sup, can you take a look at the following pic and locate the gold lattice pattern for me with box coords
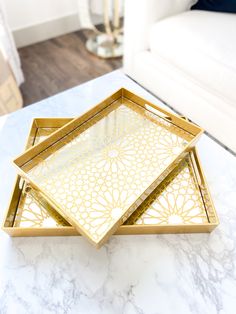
[14,188,69,227]
[14,127,70,228]
[13,155,209,228]
[27,103,191,242]
[125,156,208,225]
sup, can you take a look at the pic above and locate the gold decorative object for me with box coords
[78,0,123,58]
[11,89,205,248]
[2,118,218,238]
[125,152,215,226]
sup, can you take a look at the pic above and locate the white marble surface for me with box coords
[0,70,236,314]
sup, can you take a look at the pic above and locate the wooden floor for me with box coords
[19,30,122,106]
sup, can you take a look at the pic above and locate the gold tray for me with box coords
[3,118,218,237]
[13,89,203,247]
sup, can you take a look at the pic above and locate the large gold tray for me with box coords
[3,118,218,237]
[13,89,203,247]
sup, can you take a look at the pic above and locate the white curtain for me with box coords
[0,0,24,85]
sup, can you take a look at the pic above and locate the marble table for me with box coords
[0,70,236,314]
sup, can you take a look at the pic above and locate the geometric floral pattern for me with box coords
[125,156,208,225]
[14,189,69,228]
[26,102,193,243]
[14,128,70,228]
[14,153,209,229]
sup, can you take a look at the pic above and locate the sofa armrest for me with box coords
[123,0,196,73]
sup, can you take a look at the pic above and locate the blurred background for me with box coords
[0,0,123,114]
[1,0,236,153]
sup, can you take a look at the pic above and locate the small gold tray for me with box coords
[3,118,218,237]
[13,89,203,247]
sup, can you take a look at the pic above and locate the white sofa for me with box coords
[123,0,236,153]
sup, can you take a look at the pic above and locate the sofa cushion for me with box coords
[191,0,236,13]
[149,10,236,105]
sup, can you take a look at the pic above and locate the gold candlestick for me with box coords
[86,0,123,58]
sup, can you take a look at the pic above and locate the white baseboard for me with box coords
[13,13,101,48]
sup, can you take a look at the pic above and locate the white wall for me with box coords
[3,0,79,31]
[2,0,81,47]
[2,0,122,48]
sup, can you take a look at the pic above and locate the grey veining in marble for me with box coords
[0,70,236,314]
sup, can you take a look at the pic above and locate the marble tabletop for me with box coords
[0,70,236,314]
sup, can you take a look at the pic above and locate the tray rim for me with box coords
[2,117,218,237]
[12,89,204,247]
